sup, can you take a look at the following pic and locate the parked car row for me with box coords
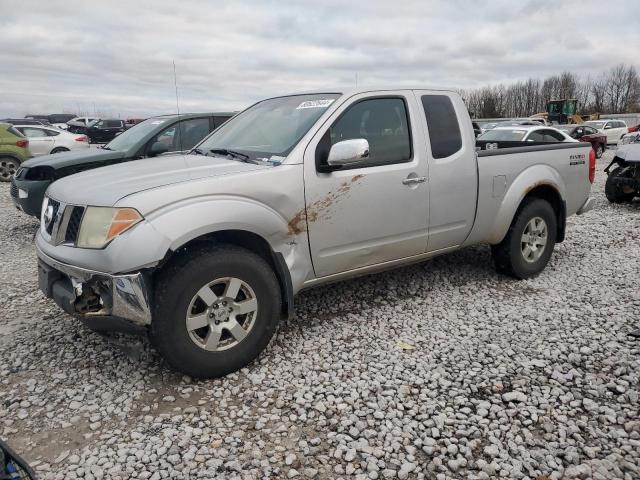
[10,112,233,215]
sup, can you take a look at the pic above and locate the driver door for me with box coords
[303,92,429,278]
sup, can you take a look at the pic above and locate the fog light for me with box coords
[18,188,28,199]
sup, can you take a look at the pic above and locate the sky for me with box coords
[1,0,638,118]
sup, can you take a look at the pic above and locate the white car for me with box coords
[584,119,628,145]
[478,125,578,144]
[620,131,640,145]
[66,116,98,133]
[13,125,89,156]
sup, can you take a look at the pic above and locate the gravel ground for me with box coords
[1,151,639,480]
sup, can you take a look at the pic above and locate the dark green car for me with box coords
[0,122,32,182]
[11,112,233,217]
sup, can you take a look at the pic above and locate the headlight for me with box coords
[77,207,143,249]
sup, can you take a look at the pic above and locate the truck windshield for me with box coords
[105,118,170,152]
[478,129,527,141]
[195,94,340,160]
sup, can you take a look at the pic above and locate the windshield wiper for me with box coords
[209,148,250,162]
[101,145,112,150]
[190,148,206,155]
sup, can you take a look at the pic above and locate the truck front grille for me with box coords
[10,181,18,198]
[64,206,85,244]
[44,199,61,236]
[42,198,85,246]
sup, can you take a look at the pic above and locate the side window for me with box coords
[526,131,545,142]
[179,118,211,150]
[45,129,60,137]
[420,95,462,159]
[152,124,179,152]
[326,97,411,167]
[22,127,46,138]
[105,120,121,128]
[544,130,565,142]
[214,116,230,129]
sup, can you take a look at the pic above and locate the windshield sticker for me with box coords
[296,99,335,109]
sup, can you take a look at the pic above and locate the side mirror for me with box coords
[149,141,169,157]
[604,125,612,130]
[327,139,369,168]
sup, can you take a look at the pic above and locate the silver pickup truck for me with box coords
[36,88,595,377]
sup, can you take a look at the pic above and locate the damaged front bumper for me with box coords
[36,245,152,329]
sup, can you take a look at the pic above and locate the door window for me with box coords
[325,97,411,168]
[152,124,180,152]
[420,95,462,159]
[526,131,545,142]
[542,130,565,142]
[214,116,230,128]
[21,127,47,138]
[179,118,211,150]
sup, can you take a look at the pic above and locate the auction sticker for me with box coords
[296,99,335,109]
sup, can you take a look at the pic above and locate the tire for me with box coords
[605,166,636,203]
[491,198,557,279]
[595,144,604,159]
[0,157,20,182]
[51,147,69,154]
[151,244,281,378]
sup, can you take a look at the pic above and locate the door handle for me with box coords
[402,176,426,185]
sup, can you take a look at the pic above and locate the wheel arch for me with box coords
[488,165,566,245]
[154,229,294,320]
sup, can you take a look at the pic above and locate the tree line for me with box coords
[460,64,640,119]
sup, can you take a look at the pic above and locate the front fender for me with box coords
[487,164,566,244]
[146,195,314,292]
[146,195,293,251]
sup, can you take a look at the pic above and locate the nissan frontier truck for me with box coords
[35,88,595,378]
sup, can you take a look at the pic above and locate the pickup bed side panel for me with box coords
[465,144,592,246]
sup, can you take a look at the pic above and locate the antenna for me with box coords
[355,72,358,88]
[173,60,184,153]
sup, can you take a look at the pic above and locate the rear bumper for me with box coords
[37,245,152,329]
[577,196,595,215]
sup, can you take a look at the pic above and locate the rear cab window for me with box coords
[420,95,462,159]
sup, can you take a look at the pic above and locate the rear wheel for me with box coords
[605,166,636,203]
[151,244,281,378]
[51,147,69,154]
[491,198,557,279]
[0,157,19,182]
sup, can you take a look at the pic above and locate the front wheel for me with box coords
[0,157,19,182]
[605,166,636,203]
[151,244,281,378]
[491,198,557,279]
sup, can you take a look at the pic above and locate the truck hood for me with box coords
[20,148,125,169]
[47,154,269,206]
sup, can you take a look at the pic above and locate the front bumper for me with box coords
[10,177,51,218]
[37,245,152,329]
[576,196,595,215]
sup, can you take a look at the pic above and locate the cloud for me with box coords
[0,0,638,118]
